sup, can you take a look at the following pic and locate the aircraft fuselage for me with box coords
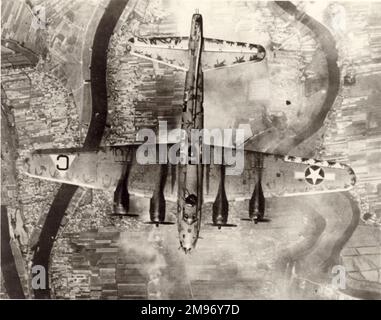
[177,14,204,252]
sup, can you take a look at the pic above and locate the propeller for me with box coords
[178,246,192,254]
[240,217,271,224]
[144,221,175,227]
[206,223,237,230]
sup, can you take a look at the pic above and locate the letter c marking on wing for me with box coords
[56,155,69,171]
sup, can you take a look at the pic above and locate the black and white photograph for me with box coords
[1,0,380,303]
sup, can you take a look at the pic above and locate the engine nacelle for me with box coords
[149,191,166,223]
[113,177,129,215]
[249,181,265,221]
[212,182,229,228]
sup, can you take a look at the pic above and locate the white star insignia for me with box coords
[305,166,325,185]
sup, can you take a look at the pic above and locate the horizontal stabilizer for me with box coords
[127,36,189,71]
[127,36,266,72]
[202,37,266,71]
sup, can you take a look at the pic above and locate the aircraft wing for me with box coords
[23,146,137,189]
[22,146,180,201]
[24,146,355,204]
[203,149,356,202]
[127,36,266,72]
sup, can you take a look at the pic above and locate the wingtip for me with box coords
[344,163,357,187]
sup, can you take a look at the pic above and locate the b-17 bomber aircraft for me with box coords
[23,14,356,253]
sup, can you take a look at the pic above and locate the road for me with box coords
[32,0,129,299]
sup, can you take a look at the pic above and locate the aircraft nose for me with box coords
[179,240,193,254]
[192,13,202,21]
[182,247,192,254]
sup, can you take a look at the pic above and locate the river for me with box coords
[274,1,340,154]
[32,0,129,299]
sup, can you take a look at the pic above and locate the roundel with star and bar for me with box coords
[304,165,325,185]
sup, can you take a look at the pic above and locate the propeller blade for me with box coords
[206,223,237,228]
[240,218,271,223]
[144,221,175,225]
